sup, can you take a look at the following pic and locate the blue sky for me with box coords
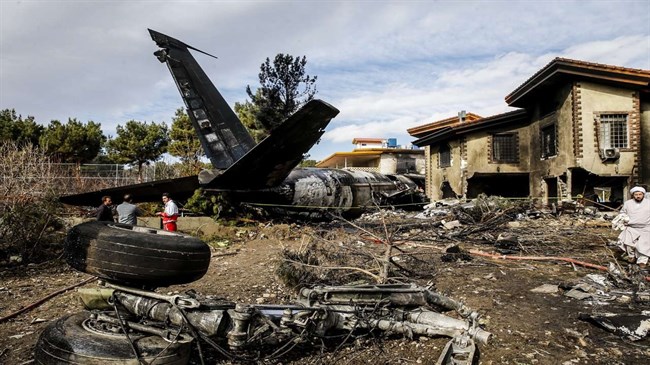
[1,0,649,162]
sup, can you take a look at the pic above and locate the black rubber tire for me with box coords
[34,312,191,364]
[65,221,211,287]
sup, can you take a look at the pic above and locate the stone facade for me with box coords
[409,58,650,204]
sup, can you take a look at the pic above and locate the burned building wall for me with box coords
[640,100,650,186]
[527,83,574,201]
[426,139,464,201]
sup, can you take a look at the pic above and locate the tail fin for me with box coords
[149,29,255,169]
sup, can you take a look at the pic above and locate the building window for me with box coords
[599,114,628,149]
[541,124,557,158]
[491,133,518,163]
[439,144,451,167]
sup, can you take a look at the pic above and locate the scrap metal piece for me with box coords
[112,292,227,337]
[436,335,478,365]
[579,312,650,341]
[101,281,201,309]
[91,312,194,343]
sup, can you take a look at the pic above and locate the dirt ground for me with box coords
[1,213,649,365]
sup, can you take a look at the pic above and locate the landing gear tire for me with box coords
[34,312,191,364]
[65,221,211,287]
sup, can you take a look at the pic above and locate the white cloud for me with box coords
[1,0,648,162]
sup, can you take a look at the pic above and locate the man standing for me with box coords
[95,196,114,222]
[617,186,650,268]
[116,194,142,225]
[156,192,179,231]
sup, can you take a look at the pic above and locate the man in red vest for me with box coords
[156,192,179,231]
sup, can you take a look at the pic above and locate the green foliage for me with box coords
[0,109,44,146]
[168,108,204,175]
[299,159,318,167]
[106,120,169,182]
[184,188,235,218]
[245,54,317,132]
[234,93,267,143]
[39,118,105,163]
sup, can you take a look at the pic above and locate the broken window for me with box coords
[491,133,518,163]
[438,144,451,167]
[541,123,557,158]
[599,114,628,149]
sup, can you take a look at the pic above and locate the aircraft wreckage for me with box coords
[35,220,492,364]
[60,29,426,218]
[37,31,491,364]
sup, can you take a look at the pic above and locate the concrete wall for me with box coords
[641,100,650,186]
[574,82,637,178]
[379,153,425,174]
[64,216,225,236]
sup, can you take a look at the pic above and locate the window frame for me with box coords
[438,144,451,168]
[490,132,518,163]
[540,123,557,159]
[597,113,629,150]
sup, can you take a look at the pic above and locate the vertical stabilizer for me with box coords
[148,29,255,169]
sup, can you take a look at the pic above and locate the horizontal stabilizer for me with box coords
[59,175,200,206]
[207,99,339,190]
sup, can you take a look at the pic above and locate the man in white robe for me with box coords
[617,186,650,268]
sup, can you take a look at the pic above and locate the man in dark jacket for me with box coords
[96,196,114,222]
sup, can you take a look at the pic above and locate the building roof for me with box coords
[506,57,650,107]
[407,112,483,138]
[316,148,423,168]
[412,109,528,147]
[352,138,384,144]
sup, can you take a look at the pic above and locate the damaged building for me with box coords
[408,58,650,205]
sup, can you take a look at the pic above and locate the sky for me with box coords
[1,0,649,162]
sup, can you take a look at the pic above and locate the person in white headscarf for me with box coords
[616,186,650,268]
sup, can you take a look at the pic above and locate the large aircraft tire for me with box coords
[65,221,211,287]
[34,312,191,364]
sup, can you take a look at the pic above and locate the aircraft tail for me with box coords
[149,29,255,169]
[205,99,339,190]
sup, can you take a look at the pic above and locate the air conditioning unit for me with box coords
[599,147,620,161]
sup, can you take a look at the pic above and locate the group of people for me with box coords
[94,193,180,232]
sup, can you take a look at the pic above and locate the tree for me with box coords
[0,109,44,146]
[106,120,169,182]
[299,159,318,167]
[234,91,267,143]
[245,54,317,135]
[168,108,204,175]
[39,118,105,164]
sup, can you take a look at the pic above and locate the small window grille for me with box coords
[439,144,451,167]
[541,124,557,158]
[492,133,517,162]
[600,114,628,149]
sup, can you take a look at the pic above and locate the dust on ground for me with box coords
[1,213,649,365]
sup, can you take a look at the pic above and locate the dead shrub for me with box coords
[0,142,67,264]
